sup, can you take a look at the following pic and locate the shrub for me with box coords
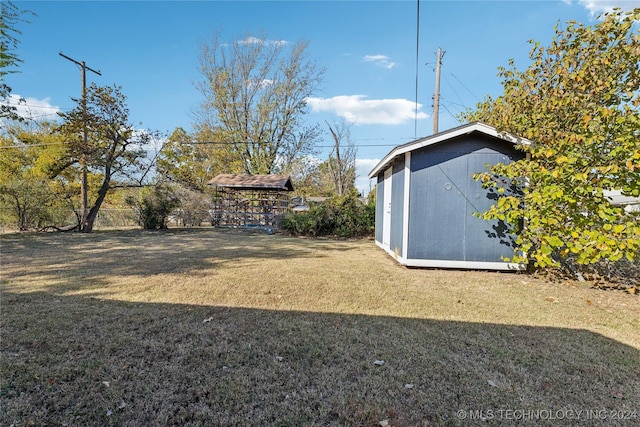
[281,190,374,238]
[126,185,180,230]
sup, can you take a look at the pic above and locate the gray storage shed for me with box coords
[368,122,528,270]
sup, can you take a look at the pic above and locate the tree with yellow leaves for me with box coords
[463,8,640,269]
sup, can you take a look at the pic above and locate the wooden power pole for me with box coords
[433,47,443,134]
[59,52,101,231]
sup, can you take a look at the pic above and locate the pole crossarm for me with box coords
[59,52,102,76]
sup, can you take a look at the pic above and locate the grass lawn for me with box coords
[1,228,639,426]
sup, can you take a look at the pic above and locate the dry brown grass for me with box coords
[1,228,639,426]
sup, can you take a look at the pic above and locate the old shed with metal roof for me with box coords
[207,174,293,228]
[368,122,528,270]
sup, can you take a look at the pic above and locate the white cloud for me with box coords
[239,36,288,47]
[241,36,263,45]
[307,95,428,126]
[571,0,640,16]
[1,94,60,122]
[364,54,396,69]
[356,158,380,174]
[355,158,380,196]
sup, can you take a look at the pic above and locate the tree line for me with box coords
[1,3,358,232]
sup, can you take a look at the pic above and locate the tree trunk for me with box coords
[80,177,111,233]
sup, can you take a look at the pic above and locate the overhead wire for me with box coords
[443,74,467,109]
[0,138,412,150]
[1,103,66,111]
[414,0,420,139]
[440,104,462,125]
[433,62,483,126]
[0,100,73,111]
[439,97,470,110]
[449,72,481,102]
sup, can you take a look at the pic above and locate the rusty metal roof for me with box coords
[207,174,294,191]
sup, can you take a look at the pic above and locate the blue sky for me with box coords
[7,0,640,194]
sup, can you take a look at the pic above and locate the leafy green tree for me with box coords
[195,32,324,174]
[288,158,356,199]
[157,126,244,224]
[0,122,74,230]
[463,8,640,269]
[56,84,154,232]
[157,126,242,191]
[1,0,33,121]
[286,156,333,197]
[0,134,50,230]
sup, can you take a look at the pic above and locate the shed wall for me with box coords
[407,135,524,263]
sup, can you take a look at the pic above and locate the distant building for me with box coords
[207,174,293,228]
[290,196,330,213]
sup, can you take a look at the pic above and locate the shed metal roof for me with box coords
[207,174,294,191]
[368,122,530,178]
[604,190,640,206]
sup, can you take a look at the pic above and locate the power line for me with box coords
[414,0,420,139]
[449,72,481,102]
[183,142,402,148]
[0,102,66,111]
[439,96,470,110]
[440,104,462,125]
[0,143,67,149]
[443,74,467,109]
[0,113,58,122]
[0,140,405,150]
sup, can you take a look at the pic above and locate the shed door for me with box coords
[382,167,392,247]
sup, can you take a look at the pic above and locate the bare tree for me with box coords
[326,120,356,196]
[195,33,324,174]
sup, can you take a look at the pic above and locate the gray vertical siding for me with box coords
[409,149,465,260]
[407,135,524,262]
[390,159,405,257]
[375,173,384,243]
[464,151,518,261]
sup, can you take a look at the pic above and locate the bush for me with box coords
[281,190,374,238]
[126,185,180,230]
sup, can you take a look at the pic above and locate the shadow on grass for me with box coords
[0,228,361,294]
[1,289,638,426]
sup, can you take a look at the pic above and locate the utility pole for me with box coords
[433,47,444,134]
[59,52,101,231]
